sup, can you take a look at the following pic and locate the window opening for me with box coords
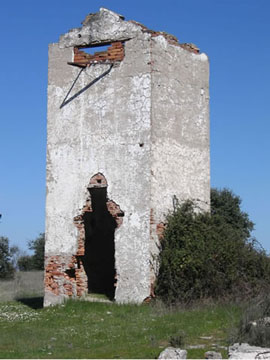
[82,44,110,55]
[68,42,125,68]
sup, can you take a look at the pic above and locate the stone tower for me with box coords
[45,8,210,306]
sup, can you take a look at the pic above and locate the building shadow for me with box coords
[16,296,44,310]
[60,64,113,109]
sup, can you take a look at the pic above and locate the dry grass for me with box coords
[0,271,43,301]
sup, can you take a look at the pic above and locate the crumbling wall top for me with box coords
[59,8,141,48]
[59,8,201,57]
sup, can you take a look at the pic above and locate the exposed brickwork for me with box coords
[150,31,180,46]
[75,264,88,297]
[45,173,124,300]
[128,19,200,54]
[107,200,124,228]
[150,209,165,240]
[44,255,87,298]
[156,222,165,241]
[73,42,125,67]
[179,43,200,54]
[69,21,198,70]
[88,173,108,188]
[150,208,155,226]
[149,207,167,301]
[73,216,86,256]
[85,174,124,226]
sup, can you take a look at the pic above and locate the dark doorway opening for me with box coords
[82,187,117,300]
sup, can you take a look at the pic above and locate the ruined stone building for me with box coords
[45,8,210,306]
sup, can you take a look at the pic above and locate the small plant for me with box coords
[169,331,185,347]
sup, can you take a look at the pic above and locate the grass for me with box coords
[0,297,243,359]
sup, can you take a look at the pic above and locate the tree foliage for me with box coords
[17,233,45,271]
[0,236,15,279]
[155,188,270,303]
[28,233,45,270]
[17,255,35,271]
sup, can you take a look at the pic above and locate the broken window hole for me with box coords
[81,44,111,55]
[69,42,125,68]
[65,268,76,278]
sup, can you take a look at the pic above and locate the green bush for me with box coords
[155,189,270,303]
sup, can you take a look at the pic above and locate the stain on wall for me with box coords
[45,8,210,306]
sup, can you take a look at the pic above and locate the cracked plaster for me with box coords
[45,8,210,306]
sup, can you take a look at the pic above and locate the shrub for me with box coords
[169,331,186,347]
[234,296,270,347]
[155,189,270,304]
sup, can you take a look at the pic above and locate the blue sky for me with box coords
[0,0,269,252]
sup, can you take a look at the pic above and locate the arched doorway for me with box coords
[79,173,124,299]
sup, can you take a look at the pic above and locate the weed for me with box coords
[232,295,270,347]
[169,331,185,347]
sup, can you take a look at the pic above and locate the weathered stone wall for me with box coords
[149,34,210,279]
[46,10,153,305]
[150,35,210,215]
[45,8,210,306]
